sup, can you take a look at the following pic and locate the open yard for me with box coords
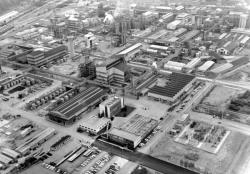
[222,64,250,82]
[202,86,240,108]
[150,129,247,174]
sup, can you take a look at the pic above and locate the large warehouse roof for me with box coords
[109,114,158,145]
[51,87,106,119]
[149,73,195,98]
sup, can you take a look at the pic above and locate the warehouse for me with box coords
[163,61,186,71]
[1,148,21,160]
[107,114,158,149]
[0,154,14,165]
[179,30,200,43]
[198,61,215,72]
[27,45,67,67]
[210,63,233,75]
[48,87,107,125]
[117,43,142,61]
[148,73,196,103]
[79,115,111,135]
[16,128,56,155]
[167,20,182,30]
[184,58,201,69]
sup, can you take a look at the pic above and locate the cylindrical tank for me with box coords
[60,98,65,103]
[30,79,36,85]
[64,95,69,101]
[68,93,73,98]
[44,96,49,101]
[41,98,45,104]
[36,100,41,106]
[55,90,60,96]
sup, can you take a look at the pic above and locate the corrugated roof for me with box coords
[149,73,195,98]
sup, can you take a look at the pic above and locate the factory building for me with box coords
[167,20,182,30]
[96,58,130,87]
[99,96,124,118]
[27,45,67,67]
[48,87,107,125]
[107,114,158,149]
[159,12,174,23]
[176,13,191,24]
[67,17,82,31]
[116,43,142,61]
[79,61,96,79]
[197,61,215,72]
[148,73,196,103]
[79,115,111,135]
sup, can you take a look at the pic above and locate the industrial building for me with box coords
[167,20,182,30]
[27,45,67,67]
[116,43,142,61]
[148,73,196,103]
[99,96,124,118]
[164,61,186,71]
[184,58,201,70]
[0,73,53,91]
[79,115,111,135]
[16,128,56,155]
[107,114,158,149]
[198,61,215,72]
[48,87,107,125]
[96,58,130,87]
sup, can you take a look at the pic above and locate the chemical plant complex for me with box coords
[1,0,250,174]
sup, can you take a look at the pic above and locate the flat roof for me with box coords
[80,115,110,132]
[100,96,121,107]
[109,128,141,143]
[149,73,195,98]
[109,114,158,142]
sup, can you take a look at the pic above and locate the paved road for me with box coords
[93,140,199,174]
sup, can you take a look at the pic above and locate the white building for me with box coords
[184,58,201,69]
[198,61,215,72]
[99,96,124,118]
[239,14,248,29]
[167,20,182,30]
[79,115,111,135]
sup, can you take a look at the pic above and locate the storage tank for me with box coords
[48,94,53,100]
[31,103,37,110]
[44,96,49,101]
[30,79,36,85]
[26,80,31,86]
[64,95,69,101]
[55,90,60,96]
[68,93,73,98]
[35,100,41,106]
[60,97,65,103]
